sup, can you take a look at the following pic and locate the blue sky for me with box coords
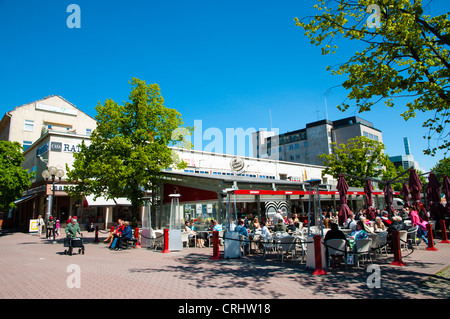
[0,0,448,172]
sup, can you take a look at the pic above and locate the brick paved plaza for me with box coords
[0,228,448,304]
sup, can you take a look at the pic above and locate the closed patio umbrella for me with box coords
[384,181,394,216]
[364,180,376,220]
[400,183,410,208]
[408,169,422,205]
[337,175,351,226]
[427,172,442,223]
[443,175,450,217]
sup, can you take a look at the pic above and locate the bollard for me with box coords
[134,227,141,248]
[161,229,171,253]
[94,226,99,243]
[312,235,326,275]
[210,231,221,260]
[439,220,450,243]
[426,223,438,251]
[390,230,406,266]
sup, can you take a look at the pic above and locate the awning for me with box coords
[85,195,132,207]
[14,194,36,205]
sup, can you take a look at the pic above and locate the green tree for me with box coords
[0,141,34,211]
[295,0,450,156]
[319,136,393,188]
[66,78,192,219]
[431,157,450,180]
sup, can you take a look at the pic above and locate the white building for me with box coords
[253,116,383,166]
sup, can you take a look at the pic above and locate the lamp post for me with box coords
[42,166,65,243]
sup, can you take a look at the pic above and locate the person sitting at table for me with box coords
[324,222,347,242]
[287,218,297,233]
[236,219,250,254]
[344,212,357,231]
[274,218,288,233]
[359,216,374,233]
[324,222,347,267]
[348,221,368,241]
[260,221,271,241]
[381,211,392,227]
[252,217,261,231]
[266,217,273,226]
[374,216,386,232]
[388,215,409,233]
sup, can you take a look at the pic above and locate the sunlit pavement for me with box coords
[0,229,448,300]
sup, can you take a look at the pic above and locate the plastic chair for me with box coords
[367,233,379,258]
[261,235,277,259]
[407,226,419,250]
[325,239,347,269]
[352,238,372,268]
[376,232,388,258]
[181,231,189,248]
[399,230,408,252]
[277,236,297,263]
[295,235,307,263]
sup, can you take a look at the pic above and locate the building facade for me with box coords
[0,95,97,150]
[253,116,383,166]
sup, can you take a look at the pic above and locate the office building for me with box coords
[253,116,383,166]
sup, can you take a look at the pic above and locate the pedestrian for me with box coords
[37,215,44,236]
[66,218,82,238]
[46,216,55,239]
[55,220,60,237]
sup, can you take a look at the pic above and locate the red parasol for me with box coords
[443,175,450,217]
[400,183,410,207]
[408,169,422,205]
[364,180,376,220]
[384,181,394,215]
[427,172,442,221]
[337,175,351,226]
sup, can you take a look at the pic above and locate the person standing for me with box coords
[66,218,82,238]
[46,216,55,239]
[37,215,44,236]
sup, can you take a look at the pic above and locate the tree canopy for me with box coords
[295,0,450,157]
[319,135,394,188]
[66,78,191,217]
[0,141,34,212]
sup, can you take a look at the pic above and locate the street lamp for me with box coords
[42,166,65,242]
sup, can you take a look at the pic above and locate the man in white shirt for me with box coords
[272,209,284,225]
[344,212,357,231]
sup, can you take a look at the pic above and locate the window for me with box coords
[295,143,300,149]
[23,141,32,151]
[86,128,92,136]
[24,120,34,132]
